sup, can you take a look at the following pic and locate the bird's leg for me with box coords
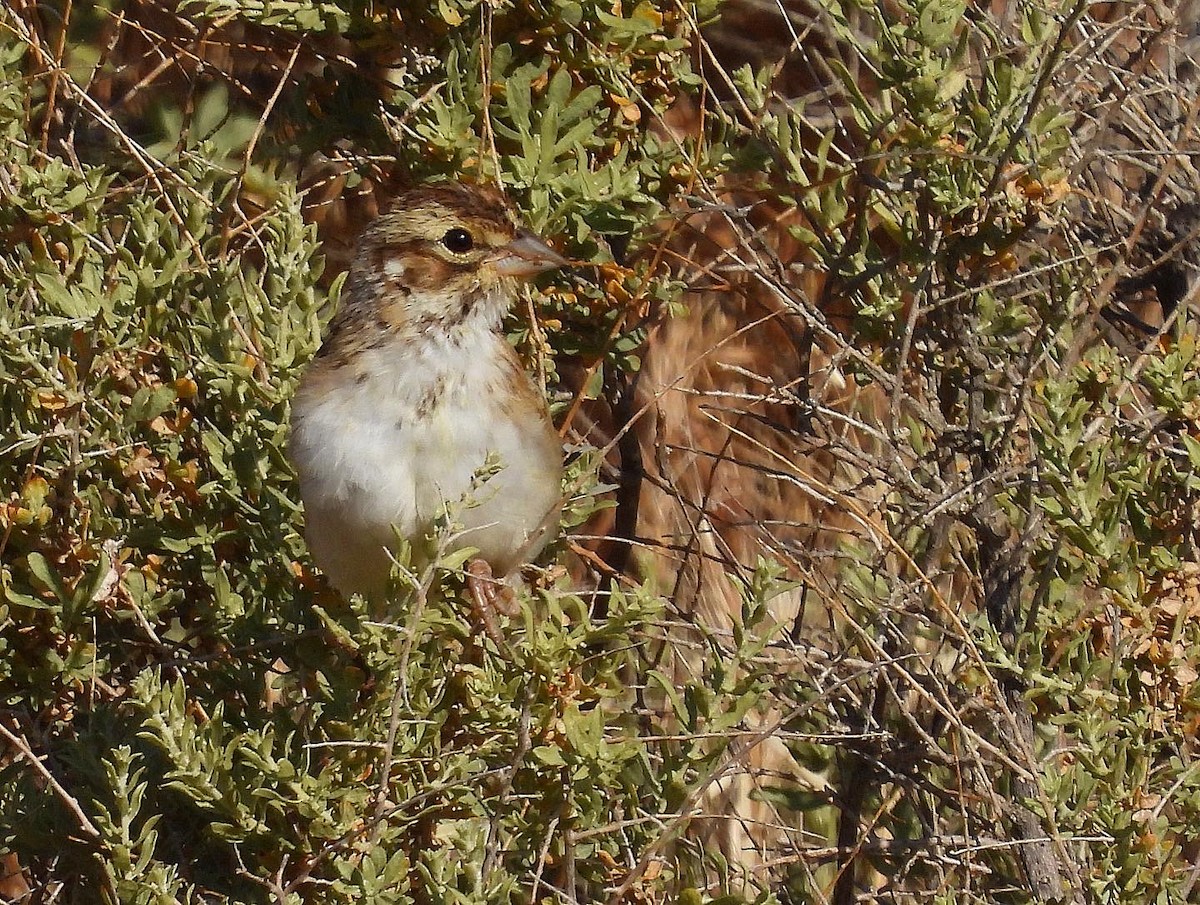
[466,558,519,649]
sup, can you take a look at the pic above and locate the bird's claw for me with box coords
[466,559,518,651]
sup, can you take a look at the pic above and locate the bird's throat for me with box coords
[354,314,515,417]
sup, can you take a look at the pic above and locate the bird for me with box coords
[288,182,567,627]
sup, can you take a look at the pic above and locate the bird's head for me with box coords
[344,183,567,337]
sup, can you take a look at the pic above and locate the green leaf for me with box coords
[26,552,69,603]
[648,670,688,724]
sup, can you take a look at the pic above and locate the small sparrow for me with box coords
[289,182,566,615]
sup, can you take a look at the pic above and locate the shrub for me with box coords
[2,0,1198,903]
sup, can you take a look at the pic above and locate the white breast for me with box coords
[289,322,562,597]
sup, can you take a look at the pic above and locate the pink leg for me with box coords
[466,559,519,649]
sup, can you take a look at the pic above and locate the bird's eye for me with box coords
[441,228,474,253]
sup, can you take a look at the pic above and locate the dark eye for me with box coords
[441,228,474,253]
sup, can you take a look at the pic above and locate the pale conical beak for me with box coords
[491,231,569,278]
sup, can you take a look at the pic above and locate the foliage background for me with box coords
[0,0,1198,903]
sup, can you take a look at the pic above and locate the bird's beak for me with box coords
[491,231,569,278]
